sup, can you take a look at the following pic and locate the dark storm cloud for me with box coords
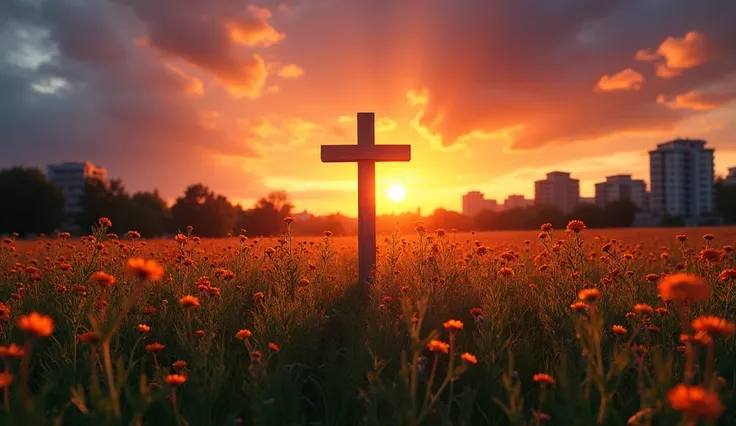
[0,0,268,199]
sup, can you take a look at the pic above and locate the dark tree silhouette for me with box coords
[126,190,172,237]
[603,200,640,228]
[570,204,607,229]
[171,184,236,237]
[426,208,473,232]
[77,178,130,233]
[237,191,294,236]
[0,167,65,236]
[715,178,736,224]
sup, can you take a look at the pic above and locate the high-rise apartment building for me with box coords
[47,161,108,217]
[594,175,649,211]
[462,191,498,217]
[534,171,580,213]
[649,139,714,218]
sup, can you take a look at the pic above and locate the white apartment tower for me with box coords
[47,161,108,216]
[594,175,649,211]
[649,139,714,218]
[462,191,498,217]
[534,171,580,213]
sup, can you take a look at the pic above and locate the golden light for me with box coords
[387,184,406,202]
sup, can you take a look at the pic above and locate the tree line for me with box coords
[0,167,294,238]
[1,166,735,237]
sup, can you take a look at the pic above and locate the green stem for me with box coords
[102,340,121,417]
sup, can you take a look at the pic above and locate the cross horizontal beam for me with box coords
[321,145,411,163]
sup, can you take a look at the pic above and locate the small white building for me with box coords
[594,175,649,211]
[47,161,107,217]
[649,139,714,218]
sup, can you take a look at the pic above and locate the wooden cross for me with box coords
[321,112,411,292]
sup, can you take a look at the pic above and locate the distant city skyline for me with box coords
[461,139,729,222]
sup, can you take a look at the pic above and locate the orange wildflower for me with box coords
[699,249,723,263]
[145,342,165,353]
[461,352,478,364]
[667,384,723,421]
[570,302,588,312]
[165,374,187,386]
[235,329,252,340]
[658,273,710,302]
[253,291,265,302]
[612,325,628,335]
[124,258,165,282]
[17,312,54,337]
[443,319,464,331]
[268,342,280,352]
[179,295,200,309]
[566,220,586,233]
[0,344,25,359]
[633,303,654,316]
[427,339,450,354]
[137,324,151,333]
[172,360,188,371]
[692,316,735,339]
[533,373,555,385]
[719,269,736,282]
[0,372,13,389]
[578,288,601,302]
[498,267,514,277]
[90,271,116,288]
[98,217,112,227]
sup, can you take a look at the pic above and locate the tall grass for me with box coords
[0,219,734,425]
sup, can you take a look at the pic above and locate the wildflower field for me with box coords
[1,219,735,426]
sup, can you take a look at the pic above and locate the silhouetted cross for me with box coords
[321,112,411,293]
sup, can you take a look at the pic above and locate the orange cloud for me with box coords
[220,54,268,99]
[376,117,398,133]
[407,88,429,106]
[283,117,319,143]
[240,117,284,138]
[277,64,305,79]
[657,90,736,111]
[164,64,204,96]
[637,31,711,78]
[228,6,286,47]
[198,111,221,130]
[595,68,645,92]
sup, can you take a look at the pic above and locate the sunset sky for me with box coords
[1,0,736,216]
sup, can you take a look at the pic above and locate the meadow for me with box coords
[0,219,734,426]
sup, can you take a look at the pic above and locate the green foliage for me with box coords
[0,167,65,236]
[171,184,237,237]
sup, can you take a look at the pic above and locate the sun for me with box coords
[387,184,406,202]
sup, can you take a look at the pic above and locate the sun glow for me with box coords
[387,184,406,202]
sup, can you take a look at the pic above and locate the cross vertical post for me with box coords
[320,112,411,295]
[357,113,377,289]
